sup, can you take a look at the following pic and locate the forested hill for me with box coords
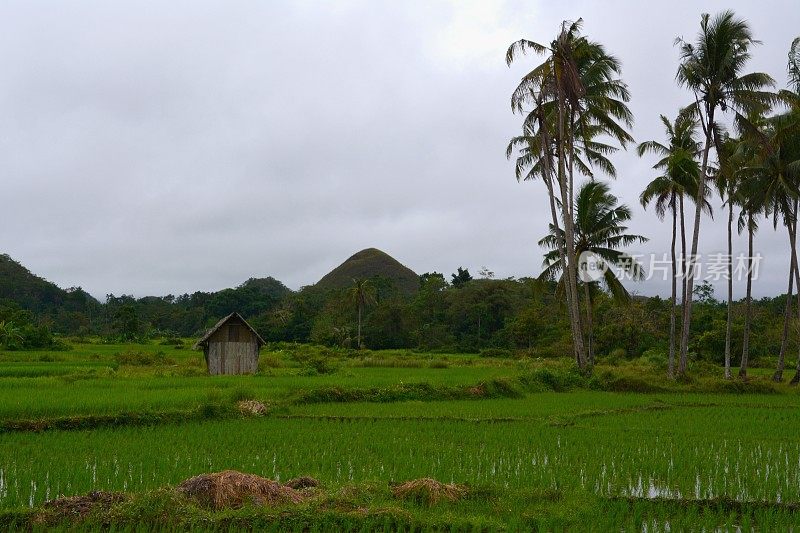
[0,254,98,315]
[0,253,293,338]
[0,249,424,340]
[316,248,420,295]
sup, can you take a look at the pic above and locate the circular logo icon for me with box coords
[578,251,607,283]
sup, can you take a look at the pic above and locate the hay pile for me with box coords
[391,478,467,505]
[285,476,320,490]
[177,470,303,510]
[467,385,486,397]
[237,400,268,416]
[42,491,126,518]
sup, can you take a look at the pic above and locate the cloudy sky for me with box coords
[1,0,798,300]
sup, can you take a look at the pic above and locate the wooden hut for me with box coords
[193,312,265,375]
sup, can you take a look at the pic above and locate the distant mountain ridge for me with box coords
[315,248,419,294]
[0,248,420,319]
[0,254,98,314]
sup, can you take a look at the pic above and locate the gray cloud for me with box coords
[1,0,798,299]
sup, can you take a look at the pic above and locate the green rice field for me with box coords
[1,342,799,530]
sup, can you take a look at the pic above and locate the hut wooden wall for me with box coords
[204,322,259,375]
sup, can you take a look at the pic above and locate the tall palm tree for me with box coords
[507,99,579,364]
[779,38,800,383]
[751,41,800,381]
[539,181,648,364]
[736,176,763,379]
[714,134,748,379]
[674,10,775,375]
[507,19,633,371]
[775,209,798,382]
[348,278,376,349]
[735,37,800,382]
[639,114,702,377]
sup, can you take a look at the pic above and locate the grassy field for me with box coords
[1,342,799,530]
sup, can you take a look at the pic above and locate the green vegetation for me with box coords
[0,341,798,529]
[316,248,420,295]
[9,252,800,378]
[0,7,799,530]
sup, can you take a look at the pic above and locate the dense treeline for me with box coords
[1,257,796,369]
[249,274,797,367]
[504,11,799,381]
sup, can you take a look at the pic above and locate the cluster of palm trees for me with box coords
[638,114,708,377]
[505,19,638,372]
[508,11,800,380]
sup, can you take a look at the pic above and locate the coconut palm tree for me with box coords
[507,19,633,370]
[779,38,800,383]
[775,206,799,382]
[639,113,703,377]
[507,21,588,369]
[737,112,800,381]
[735,175,764,379]
[539,181,648,364]
[750,98,800,381]
[733,37,800,382]
[714,134,749,379]
[348,278,376,349]
[674,10,776,375]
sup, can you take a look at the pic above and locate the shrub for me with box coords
[479,348,513,358]
[523,367,586,392]
[229,387,256,403]
[198,391,236,419]
[708,378,778,394]
[301,356,336,375]
[609,347,627,359]
[589,369,667,393]
[483,378,524,398]
[158,337,185,347]
[115,350,173,366]
[639,349,667,369]
[258,354,284,371]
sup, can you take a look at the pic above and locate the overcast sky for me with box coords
[1,0,798,300]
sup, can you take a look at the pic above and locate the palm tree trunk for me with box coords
[679,195,687,335]
[739,213,754,379]
[568,109,576,220]
[542,174,581,366]
[583,282,594,366]
[724,198,733,380]
[774,247,794,382]
[678,106,714,375]
[789,212,800,385]
[357,302,362,349]
[531,101,578,367]
[556,94,587,369]
[777,209,799,382]
[668,200,678,378]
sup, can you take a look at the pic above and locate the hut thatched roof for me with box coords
[193,312,266,349]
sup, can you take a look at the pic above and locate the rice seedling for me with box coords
[2,343,800,529]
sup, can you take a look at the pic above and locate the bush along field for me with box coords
[0,341,799,530]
